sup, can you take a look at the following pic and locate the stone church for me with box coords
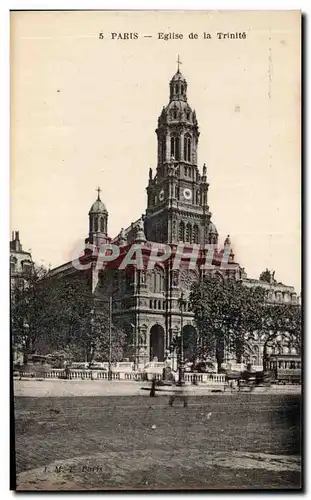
[47,65,299,367]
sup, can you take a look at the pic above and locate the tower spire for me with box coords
[177,54,182,72]
[96,186,101,201]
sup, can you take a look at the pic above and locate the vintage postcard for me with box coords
[11,10,301,491]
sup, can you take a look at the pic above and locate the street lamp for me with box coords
[130,322,139,371]
[92,297,113,380]
[177,292,187,384]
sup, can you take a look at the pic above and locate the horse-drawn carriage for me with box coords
[224,368,273,391]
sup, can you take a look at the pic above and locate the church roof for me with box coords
[89,189,108,214]
[208,221,218,234]
[89,199,107,214]
[170,69,187,82]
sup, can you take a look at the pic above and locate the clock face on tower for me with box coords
[183,188,192,200]
[159,189,164,202]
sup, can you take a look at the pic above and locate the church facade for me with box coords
[47,66,299,368]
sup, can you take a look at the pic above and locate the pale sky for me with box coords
[10,10,301,293]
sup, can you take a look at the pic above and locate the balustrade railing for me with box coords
[14,368,226,385]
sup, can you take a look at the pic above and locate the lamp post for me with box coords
[172,325,179,372]
[91,297,113,381]
[178,292,187,384]
[108,296,112,381]
[130,322,138,371]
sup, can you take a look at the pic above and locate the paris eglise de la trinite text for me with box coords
[99,32,247,40]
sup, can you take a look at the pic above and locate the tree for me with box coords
[87,309,127,367]
[259,302,301,370]
[12,270,127,366]
[190,276,265,372]
[11,264,49,364]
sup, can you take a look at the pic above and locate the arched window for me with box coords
[193,225,199,244]
[184,166,188,176]
[149,300,153,309]
[175,186,179,199]
[184,134,192,162]
[94,218,98,232]
[185,223,192,243]
[175,84,178,94]
[170,136,180,160]
[10,257,17,274]
[196,190,200,205]
[181,84,184,94]
[186,110,190,120]
[100,218,105,233]
[161,138,166,162]
[179,221,185,242]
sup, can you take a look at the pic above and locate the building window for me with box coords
[170,136,180,160]
[100,218,105,233]
[196,191,200,205]
[181,84,184,94]
[161,139,166,162]
[193,225,199,244]
[149,300,153,309]
[94,218,98,232]
[175,84,178,94]
[184,166,188,176]
[179,221,185,242]
[184,134,191,162]
[22,263,32,276]
[185,223,192,243]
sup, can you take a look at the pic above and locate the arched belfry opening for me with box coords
[150,324,165,361]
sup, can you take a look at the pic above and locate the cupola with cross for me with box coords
[144,57,215,246]
[88,187,109,247]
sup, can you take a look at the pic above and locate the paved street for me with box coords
[14,393,301,490]
[13,379,301,398]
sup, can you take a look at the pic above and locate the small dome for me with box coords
[89,190,108,214]
[208,222,218,234]
[170,69,187,83]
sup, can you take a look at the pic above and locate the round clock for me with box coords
[159,189,164,202]
[183,188,192,200]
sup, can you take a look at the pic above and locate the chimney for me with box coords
[16,231,20,241]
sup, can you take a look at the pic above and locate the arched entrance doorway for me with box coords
[182,325,197,362]
[150,324,165,361]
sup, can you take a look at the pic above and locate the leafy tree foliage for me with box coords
[190,276,265,371]
[190,275,301,372]
[12,269,126,366]
[258,302,301,370]
[11,264,49,364]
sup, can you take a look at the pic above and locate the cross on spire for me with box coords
[96,186,101,200]
[177,54,182,72]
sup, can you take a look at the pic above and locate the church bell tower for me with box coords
[144,57,218,246]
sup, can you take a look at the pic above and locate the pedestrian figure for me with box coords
[64,364,70,380]
[150,376,157,397]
